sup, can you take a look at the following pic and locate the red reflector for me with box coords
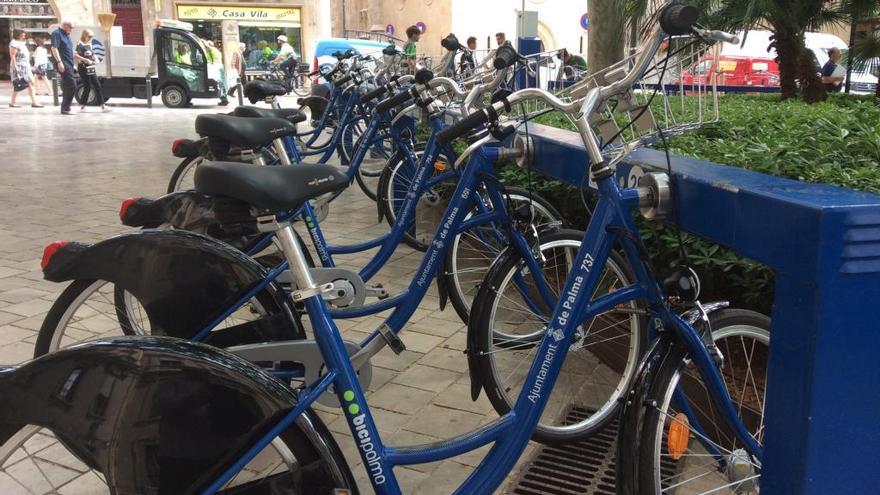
[119,196,140,220]
[41,241,69,271]
[171,138,185,153]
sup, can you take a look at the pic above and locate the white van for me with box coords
[725,30,877,94]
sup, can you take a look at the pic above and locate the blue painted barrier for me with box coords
[522,122,880,494]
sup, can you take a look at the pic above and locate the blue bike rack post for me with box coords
[523,123,880,494]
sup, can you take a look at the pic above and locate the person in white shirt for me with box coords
[272,35,297,64]
[32,37,51,95]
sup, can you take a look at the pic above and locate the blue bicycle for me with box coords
[1,5,763,494]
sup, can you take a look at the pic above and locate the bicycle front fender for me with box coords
[0,336,344,495]
[41,229,302,341]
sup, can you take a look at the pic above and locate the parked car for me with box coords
[311,38,394,84]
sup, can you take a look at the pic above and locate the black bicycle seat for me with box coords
[195,114,296,148]
[233,105,307,125]
[244,80,288,103]
[194,161,349,212]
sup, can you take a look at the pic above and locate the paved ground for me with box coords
[0,86,536,493]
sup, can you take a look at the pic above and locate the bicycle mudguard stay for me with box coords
[0,337,351,494]
[41,229,304,343]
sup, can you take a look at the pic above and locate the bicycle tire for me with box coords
[0,407,356,494]
[376,145,452,251]
[168,155,204,193]
[624,309,769,495]
[442,186,563,323]
[469,229,645,444]
[34,278,299,358]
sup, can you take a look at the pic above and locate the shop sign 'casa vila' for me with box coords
[176,4,301,23]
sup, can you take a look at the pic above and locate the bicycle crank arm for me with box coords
[227,339,372,406]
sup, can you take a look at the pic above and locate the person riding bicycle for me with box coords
[272,35,298,65]
[556,48,587,81]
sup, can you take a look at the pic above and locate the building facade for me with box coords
[3,0,331,78]
[330,0,588,57]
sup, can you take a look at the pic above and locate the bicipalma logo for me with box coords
[343,390,386,485]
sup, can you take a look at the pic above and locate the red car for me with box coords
[681,55,780,88]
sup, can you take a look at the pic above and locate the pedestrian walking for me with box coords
[404,25,421,74]
[458,36,477,76]
[8,29,42,108]
[75,29,109,112]
[50,20,76,115]
[227,42,246,98]
[205,40,228,105]
[32,37,51,95]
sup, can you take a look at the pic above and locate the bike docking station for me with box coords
[517,120,880,493]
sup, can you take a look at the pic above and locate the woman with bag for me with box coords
[8,29,42,108]
[75,29,109,112]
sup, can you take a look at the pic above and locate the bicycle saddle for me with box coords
[195,114,296,148]
[195,161,348,212]
[244,79,288,103]
[233,105,307,125]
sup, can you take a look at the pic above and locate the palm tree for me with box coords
[711,0,845,102]
[589,0,626,75]
[841,0,880,94]
[623,0,845,102]
[851,31,880,96]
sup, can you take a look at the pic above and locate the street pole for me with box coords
[342,0,347,37]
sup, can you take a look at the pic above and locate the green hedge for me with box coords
[499,94,880,312]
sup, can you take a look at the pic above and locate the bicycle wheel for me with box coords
[470,229,645,444]
[167,155,204,193]
[337,119,393,201]
[443,186,563,323]
[292,73,311,97]
[0,414,354,494]
[631,309,769,494]
[377,147,453,251]
[34,279,291,357]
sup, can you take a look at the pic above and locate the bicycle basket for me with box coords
[525,37,722,166]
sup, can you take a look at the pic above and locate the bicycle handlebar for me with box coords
[362,84,388,103]
[375,88,413,113]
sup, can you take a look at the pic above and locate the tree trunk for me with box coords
[588,0,625,76]
[769,27,799,100]
[798,44,827,103]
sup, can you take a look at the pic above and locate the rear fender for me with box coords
[171,137,206,158]
[41,229,302,342]
[120,192,259,250]
[0,337,339,495]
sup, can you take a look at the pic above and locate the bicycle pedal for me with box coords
[367,284,389,299]
[378,323,406,354]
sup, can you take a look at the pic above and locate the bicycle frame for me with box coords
[200,141,764,494]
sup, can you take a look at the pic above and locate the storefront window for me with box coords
[191,20,222,49]
[240,24,302,70]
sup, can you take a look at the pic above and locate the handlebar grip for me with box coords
[375,89,413,113]
[494,44,519,70]
[659,3,700,35]
[362,85,389,103]
[706,30,740,44]
[436,110,490,144]
[336,74,353,85]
